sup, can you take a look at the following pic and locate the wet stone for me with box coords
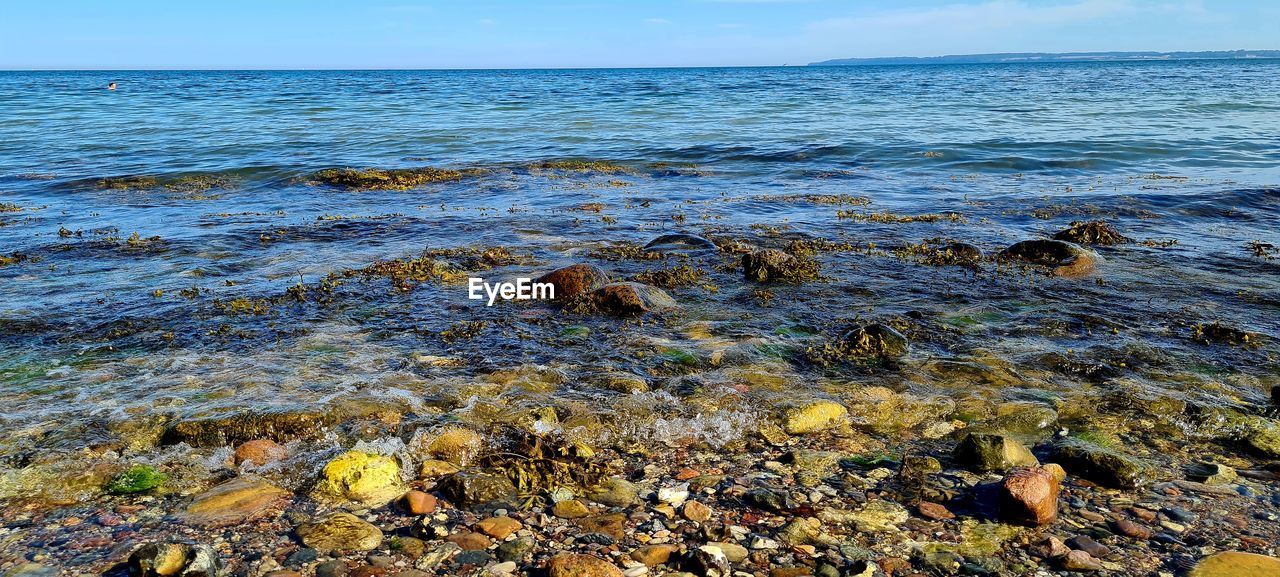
[536,264,610,300]
[1051,439,1150,489]
[295,513,383,552]
[127,543,221,577]
[547,553,625,577]
[588,282,677,315]
[998,239,1099,277]
[953,433,1039,472]
[643,233,718,254]
[437,470,518,508]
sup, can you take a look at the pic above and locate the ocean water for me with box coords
[0,62,1278,463]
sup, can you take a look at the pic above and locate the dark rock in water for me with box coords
[998,239,1099,277]
[495,537,534,563]
[942,241,984,262]
[840,323,910,358]
[535,264,610,300]
[683,545,732,577]
[127,543,221,577]
[742,248,818,282]
[588,282,676,315]
[999,466,1060,526]
[160,409,371,447]
[1052,220,1133,246]
[437,470,518,508]
[1051,439,1150,489]
[744,488,792,512]
[643,233,718,254]
[1186,462,1237,485]
[1066,535,1111,558]
[953,433,1039,472]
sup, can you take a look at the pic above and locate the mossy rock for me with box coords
[1051,439,1151,489]
[780,400,848,435]
[314,451,404,506]
[160,410,341,447]
[106,465,167,495]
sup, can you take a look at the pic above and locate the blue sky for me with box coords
[2,0,1275,69]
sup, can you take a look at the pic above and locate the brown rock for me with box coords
[536,264,610,300]
[1059,550,1102,572]
[630,544,679,567]
[682,500,712,523]
[1111,518,1152,539]
[1065,535,1110,558]
[552,499,591,519]
[999,466,1060,526]
[770,568,813,577]
[917,501,955,521]
[476,516,522,540]
[743,248,798,282]
[589,282,676,315]
[445,531,491,551]
[1029,535,1070,559]
[234,439,287,466]
[547,553,625,577]
[265,572,302,577]
[1189,551,1280,577]
[575,512,627,540]
[349,567,385,577]
[401,490,437,515]
[184,476,290,527]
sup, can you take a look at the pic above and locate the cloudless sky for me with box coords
[2,0,1276,69]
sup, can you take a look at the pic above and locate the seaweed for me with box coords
[106,465,166,494]
[1052,220,1133,246]
[836,210,966,224]
[529,159,632,174]
[476,426,611,508]
[0,203,22,213]
[632,263,716,291]
[1250,241,1277,260]
[1191,322,1261,347]
[311,167,474,191]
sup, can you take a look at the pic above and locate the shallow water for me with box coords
[0,62,1278,467]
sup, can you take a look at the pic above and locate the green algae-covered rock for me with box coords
[953,433,1039,472]
[314,451,403,506]
[107,465,167,495]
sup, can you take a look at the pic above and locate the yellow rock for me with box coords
[425,427,485,465]
[1190,551,1280,577]
[782,400,848,435]
[315,451,403,506]
[419,459,461,478]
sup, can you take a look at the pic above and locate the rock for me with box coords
[454,550,492,566]
[314,451,403,506]
[536,264,610,300]
[745,488,792,512]
[589,282,676,315]
[552,499,591,519]
[2,565,57,577]
[953,433,1039,472]
[488,562,518,577]
[296,513,383,552]
[997,239,1099,277]
[1051,439,1150,489]
[1029,535,1070,559]
[840,323,910,359]
[742,248,811,282]
[437,470,518,508]
[476,516,522,539]
[657,484,690,507]
[917,501,955,521]
[284,549,318,567]
[423,427,485,465]
[643,233,718,254]
[233,439,287,466]
[685,545,732,577]
[682,500,712,523]
[402,490,437,514]
[1111,518,1152,539]
[315,561,347,577]
[127,543,221,577]
[576,513,627,540]
[1189,551,1280,577]
[631,544,679,567]
[1186,461,1237,485]
[161,410,345,447]
[495,538,534,563]
[1059,550,1102,572]
[1052,221,1132,246]
[419,459,460,478]
[183,475,289,527]
[445,532,491,551]
[589,477,639,507]
[707,542,747,563]
[1042,462,1067,483]
[998,466,1060,526]
[848,500,909,532]
[1065,535,1110,558]
[942,241,984,262]
[1240,417,1280,458]
[780,401,847,435]
[778,517,824,545]
[547,553,625,577]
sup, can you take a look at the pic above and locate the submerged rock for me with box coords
[314,451,403,506]
[421,427,485,466]
[127,543,221,577]
[953,433,1039,472]
[998,239,1099,277]
[184,476,289,527]
[840,323,910,359]
[643,233,718,254]
[535,264,610,301]
[998,466,1060,526]
[1186,462,1237,485]
[233,439,287,467]
[546,553,624,577]
[780,400,848,435]
[1189,551,1280,577]
[1051,439,1150,489]
[1052,220,1133,246]
[742,248,818,282]
[296,513,383,552]
[587,282,676,315]
[161,410,341,447]
[437,470,518,508]
[1240,416,1280,457]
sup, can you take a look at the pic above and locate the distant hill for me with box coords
[809,50,1280,67]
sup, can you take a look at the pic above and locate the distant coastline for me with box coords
[809,49,1280,67]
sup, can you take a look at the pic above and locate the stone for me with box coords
[588,477,639,507]
[161,410,341,447]
[840,323,910,359]
[682,500,712,523]
[1065,535,1109,558]
[1051,439,1150,489]
[184,475,290,527]
[419,459,460,478]
[778,517,824,545]
[1189,551,1280,577]
[547,553,625,577]
[708,542,748,563]
[489,562,518,577]
[643,233,717,254]
[745,488,791,512]
[423,427,485,465]
[127,543,221,577]
[631,544,679,567]
[295,513,383,552]
[997,239,1099,277]
[999,466,1060,526]
[454,551,492,566]
[1111,518,1151,539]
[552,499,591,519]
[1187,462,1237,485]
[536,264,610,300]
[589,282,676,315]
[437,470,518,508]
[445,532,491,551]
[476,516,522,540]
[402,490,437,514]
[657,484,690,507]
[917,501,954,521]
[576,512,627,540]
[233,439,287,466]
[742,248,800,282]
[496,538,534,563]
[953,433,1039,472]
[1059,550,1102,572]
[687,545,732,577]
[1029,535,1070,559]
[1052,221,1132,246]
[284,549,319,567]
[1240,417,1280,458]
[314,451,403,506]
[848,500,909,532]
[315,561,347,577]
[1,565,57,577]
[780,401,847,435]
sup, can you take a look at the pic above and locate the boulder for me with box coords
[997,239,1099,277]
[184,476,290,527]
[1051,439,1150,489]
[437,470,517,508]
[535,264,610,301]
[1241,417,1280,458]
[313,451,403,506]
[422,427,485,466]
[296,513,383,552]
[998,466,1060,526]
[588,282,676,315]
[953,433,1039,472]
